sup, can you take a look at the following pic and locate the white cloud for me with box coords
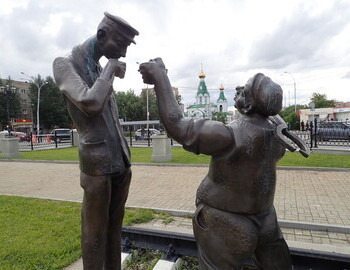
[0,0,350,108]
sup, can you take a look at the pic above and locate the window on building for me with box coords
[0,86,4,93]
[199,96,202,103]
[220,105,223,112]
[22,109,28,115]
[21,99,27,105]
[21,89,26,94]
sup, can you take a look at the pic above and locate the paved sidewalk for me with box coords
[1,160,350,259]
[1,160,349,226]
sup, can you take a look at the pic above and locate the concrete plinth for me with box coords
[0,131,8,152]
[1,137,20,158]
[72,129,80,147]
[151,134,173,162]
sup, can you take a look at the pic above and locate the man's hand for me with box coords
[138,58,166,85]
[107,59,126,79]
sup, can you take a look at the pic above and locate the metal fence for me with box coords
[19,131,76,151]
[18,120,350,151]
[123,130,177,147]
[291,119,350,149]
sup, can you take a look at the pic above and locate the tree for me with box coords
[310,93,336,108]
[212,112,228,124]
[28,75,72,131]
[279,105,308,130]
[114,89,143,121]
[139,88,159,121]
[0,76,21,128]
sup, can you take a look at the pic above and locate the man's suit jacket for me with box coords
[53,53,130,176]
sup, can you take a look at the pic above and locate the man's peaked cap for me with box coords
[100,12,139,44]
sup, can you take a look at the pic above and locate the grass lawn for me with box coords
[0,195,172,270]
[1,146,350,168]
[0,195,81,270]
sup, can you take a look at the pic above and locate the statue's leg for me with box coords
[80,172,112,270]
[104,168,132,270]
[254,206,293,270]
[193,203,258,270]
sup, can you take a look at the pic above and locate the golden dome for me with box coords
[219,85,224,90]
[198,71,206,78]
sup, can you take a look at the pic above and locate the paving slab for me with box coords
[1,160,350,269]
[1,161,349,227]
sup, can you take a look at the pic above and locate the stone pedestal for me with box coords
[1,137,20,158]
[0,131,8,152]
[151,134,173,162]
[72,129,80,147]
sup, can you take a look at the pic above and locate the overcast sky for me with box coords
[1,0,350,109]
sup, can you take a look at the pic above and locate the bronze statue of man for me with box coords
[53,13,138,269]
[139,58,307,269]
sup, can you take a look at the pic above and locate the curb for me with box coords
[1,159,350,172]
[1,193,349,235]
[127,206,350,234]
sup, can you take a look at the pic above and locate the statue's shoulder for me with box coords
[52,56,75,83]
[53,56,72,71]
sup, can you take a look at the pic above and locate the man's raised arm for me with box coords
[139,58,233,156]
[53,58,126,116]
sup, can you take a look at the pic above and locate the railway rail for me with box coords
[122,226,350,270]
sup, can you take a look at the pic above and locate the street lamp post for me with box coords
[36,81,48,136]
[284,71,297,112]
[146,85,149,131]
[21,72,47,136]
[31,103,35,133]
[5,85,10,124]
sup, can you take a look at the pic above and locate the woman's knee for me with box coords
[193,204,258,266]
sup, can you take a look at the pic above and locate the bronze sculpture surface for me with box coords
[139,58,309,270]
[53,13,138,270]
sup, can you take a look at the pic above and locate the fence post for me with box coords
[30,132,34,151]
[71,130,74,146]
[314,119,318,148]
[310,121,314,149]
[55,131,58,148]
[129,127,132,147]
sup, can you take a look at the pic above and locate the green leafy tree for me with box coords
[310,93,335,108]
[28,75,72,131]
[115,89,161,122]
[114,89,143,121]
[139,88,159,121]
[279,105,308,130]
[212,112,228,124]
[0,76,21,128]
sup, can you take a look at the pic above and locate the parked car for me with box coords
[134,128,160,140]
[50,128,72,142]
[317,122,350,141]
[12,132,30,142]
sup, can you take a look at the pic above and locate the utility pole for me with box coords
[284,71,297,112]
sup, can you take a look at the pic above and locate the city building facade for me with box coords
[299,107,350,124]
[0,80,33,131]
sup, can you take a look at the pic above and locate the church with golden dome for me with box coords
[185,69,228,119]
